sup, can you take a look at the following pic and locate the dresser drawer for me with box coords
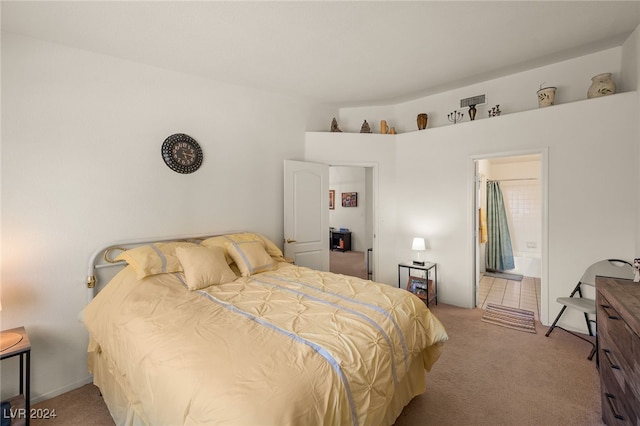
[599,337,639,425]
[601,390,635,426]
[596,278,640,426]
[598,295,640,376]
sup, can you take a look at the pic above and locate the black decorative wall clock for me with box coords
[161,133,203,174]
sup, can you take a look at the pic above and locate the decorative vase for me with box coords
[587,73,616,98]
[330,117,342,132]
[380,120,388,134]
[537,87,556,108]
[360,120,371,133]
[417,113,428,130]
[468,105,477,121]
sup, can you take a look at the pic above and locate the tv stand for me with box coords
[330,230,351,252]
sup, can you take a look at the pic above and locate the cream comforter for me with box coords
[82,262,447,426]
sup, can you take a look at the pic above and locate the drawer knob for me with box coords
[600,305,620,320]
[605,393,625,420]
[602,349,620,370]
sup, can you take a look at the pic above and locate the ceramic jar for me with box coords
[417,113,428,130]
[380,120,388,134]
[587,73,616,98]
[537,87,556,108]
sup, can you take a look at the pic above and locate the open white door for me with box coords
[284,160,329,270]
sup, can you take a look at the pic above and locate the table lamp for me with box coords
[0,299,23,352]
[412,237,426,266]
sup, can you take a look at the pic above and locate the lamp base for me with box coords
[0,332,23,352]
[412,260,425,266]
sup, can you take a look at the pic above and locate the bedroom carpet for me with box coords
[394,303,602,426]
[30,303,602,426]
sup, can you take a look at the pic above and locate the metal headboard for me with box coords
[85,231,243,303]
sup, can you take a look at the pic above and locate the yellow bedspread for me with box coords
[82,262,447,426]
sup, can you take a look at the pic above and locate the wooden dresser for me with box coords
[596,276,640,425]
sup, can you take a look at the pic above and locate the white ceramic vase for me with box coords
[587,73,616,99]
[537,87,556,108]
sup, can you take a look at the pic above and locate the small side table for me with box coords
[398,261,438,307]
[330,230,352,252]
[1,326,31,426]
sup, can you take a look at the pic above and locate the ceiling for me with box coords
[3,1,640,106]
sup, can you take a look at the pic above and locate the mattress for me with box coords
[82,257,447,425]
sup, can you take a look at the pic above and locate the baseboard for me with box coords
[30,375,94,405]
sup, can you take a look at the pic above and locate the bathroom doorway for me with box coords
[474,153,546,322]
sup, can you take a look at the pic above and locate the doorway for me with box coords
[473,152,547,323]
[329,165,374,280]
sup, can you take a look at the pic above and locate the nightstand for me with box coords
[398,261,438,307]
[1,326,31,426]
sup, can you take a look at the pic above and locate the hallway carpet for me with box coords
[330,250,369,279]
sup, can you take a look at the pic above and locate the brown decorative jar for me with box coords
[417,113,428,130]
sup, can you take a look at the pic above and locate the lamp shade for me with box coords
[0,297,24,351]
[411,237,426,251]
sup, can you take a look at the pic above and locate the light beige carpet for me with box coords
[395,303,603,425]
[30,303,603,425]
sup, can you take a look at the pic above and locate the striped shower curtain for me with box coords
[486,180,515,271]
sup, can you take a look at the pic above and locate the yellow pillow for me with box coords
[198,235,234,264]
[227,240,276,277]
[175,246,237,290]
[201,233,285,263]
[115,242,197,279]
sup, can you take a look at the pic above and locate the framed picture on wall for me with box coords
[341,192,358,207]
[329,190,335,210]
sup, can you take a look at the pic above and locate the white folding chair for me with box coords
[545,259,634,359]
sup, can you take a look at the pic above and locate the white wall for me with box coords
[398,93,638,323]
[622,26,640,252]
[308,94,638,332]
[339,47,624,133]
[0,33,332,402]
[309,35,640,335]
[329,166,367,252]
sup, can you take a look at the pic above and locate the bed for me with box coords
[81,232,448,426]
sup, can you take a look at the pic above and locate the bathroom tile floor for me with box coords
[478,274,541,320]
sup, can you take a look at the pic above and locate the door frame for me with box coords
[469,148,549,325]
[327,161,379,282]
